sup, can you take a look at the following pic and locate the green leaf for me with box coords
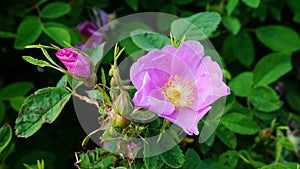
[15,87,71,138]
[44,26,71,47]
[0,31,16,38]
[276,129,294,152]
[9,96,26,112]
[125,0,138,11]
[76,148,114,168]
[242,0,260,8]
[131,29,171,51]
[44,21,81,45]
[216,125,237,149]
[171,12,221,40]
[56,75,67,88]
[218,150,239,168]
[253,52,292,86]
[222,16,241,35]
[261,162,299,169]
[40,2,71,19]
[0,82,34,100]
[286,86,300,113]
[226,0,239,16]
[160,145,185,168]
[249,86,281,112]
[221,34,236,64]
[22,56,53,68]
[14,16,43,50]
[229,72,253,97]
[85,90,103,102]
[144,156,158,169]
[0,124,12,154]
[221,113,260,135]
[233,31,255,67]
[183,148,202,169]
[83,43,105,66]
[255,25,300,52]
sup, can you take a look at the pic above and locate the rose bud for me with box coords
[114,91,134,116]
[55,48,91,77]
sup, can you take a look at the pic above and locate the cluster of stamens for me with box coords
[162,75,194,108]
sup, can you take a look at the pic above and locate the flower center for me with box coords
[162,75,194,108]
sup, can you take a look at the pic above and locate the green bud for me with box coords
[114,91,134,116]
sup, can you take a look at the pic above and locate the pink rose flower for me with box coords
[76,21,104,50]
[130,41,230,135]
[55,48,90,77]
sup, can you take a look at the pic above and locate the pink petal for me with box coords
[175,41,205,73]
[161,106,211,135]
[132,72,175,115]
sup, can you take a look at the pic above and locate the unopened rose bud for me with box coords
[114,91,134,116]
[55,48,91,77]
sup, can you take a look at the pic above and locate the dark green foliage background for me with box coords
[0,0,300,168]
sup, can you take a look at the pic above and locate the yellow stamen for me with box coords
[162,75,194,108]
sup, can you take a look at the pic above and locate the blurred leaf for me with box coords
[174,0,193,5]
[22,56,53,68]
[249,86,281,112]
[222,16,241,35]
[16,150,56,169]
[276,129,294,151]
[0,31,16,38]
[131,29,171,51]
[40,2,71,19]
[286,86,300,113]
[0,124,12,154]
[233,31,255,67]
[125,0,138,11]
[253,52,292,86]
[286,0,300,23]
[171,12,221,40]
[75,148,114,168]
[261,162,299,169]
[43,21,78,44]
[83,43,105,66]
[216,125,237,149]
[229,72,253,97]
[218,150,239,168]
[221,113,260,135]
[183,148,202,169]
[242,0,260,8]
[255,25,300,52]
[239,150,266,167]
[160,145,185,168]
[15,87,71,138]
[160,4,178,15]
[9,96,26,112]
[0,101,5,123]
[43,26,71,47]
[14,16,42,50]
[221,34,236,64]
[0,82,34,100]
[226,0,239,16]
